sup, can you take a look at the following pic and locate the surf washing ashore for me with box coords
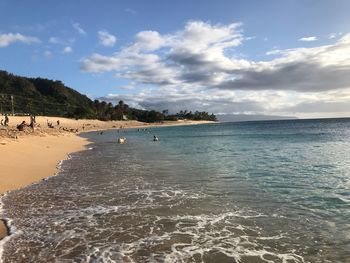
[0,133,88,238]
[0,116,213,241]
[0,118,349,262]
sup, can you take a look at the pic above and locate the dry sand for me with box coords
[0,115,214,239]
[0,134,88,195]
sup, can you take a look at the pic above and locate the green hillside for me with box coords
[0,70,94,118]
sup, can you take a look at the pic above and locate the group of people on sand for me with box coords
[1,115,78,133]
[0,114,38,131]
[50,119,80,133]
[16,115,36,131]
[59,127,79,133]
[15,117,81,133]
[46,119,57,128]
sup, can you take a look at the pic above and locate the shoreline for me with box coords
[0,117,215,240]
[0,133,89,240]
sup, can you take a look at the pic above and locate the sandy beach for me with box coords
[0,116,214,239]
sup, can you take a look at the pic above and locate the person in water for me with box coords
[153,135,159,141]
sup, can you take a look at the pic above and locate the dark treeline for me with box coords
[0,70,217,122]
[173,110,217,121]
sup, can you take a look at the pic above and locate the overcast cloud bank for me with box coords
[81,21,350,118]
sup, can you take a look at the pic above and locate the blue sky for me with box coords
[1,0,350,118]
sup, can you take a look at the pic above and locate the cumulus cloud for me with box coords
[0,32,40,47]
[98,30,117,47]
[73,23,86,35]
[299,36,317,42]
[80,20,350,116]
[134,31,166,51]
[63,46,73,53]
[221,34,350,92]
[81,20,242,87]
[81,21,350,93]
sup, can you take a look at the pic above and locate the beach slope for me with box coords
[0,133,88,239]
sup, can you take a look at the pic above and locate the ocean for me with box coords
[0,119,349,263]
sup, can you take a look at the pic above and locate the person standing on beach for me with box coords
[29,115,35,130]
[4,114,9,126]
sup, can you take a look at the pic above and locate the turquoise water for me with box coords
[1,119,350,262]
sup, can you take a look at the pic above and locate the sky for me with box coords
[1,0,350,118]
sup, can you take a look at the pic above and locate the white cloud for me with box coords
[98,88,265,115]
[328,32,343,39]
[73,23,86,35]
[98,31,117,47]
[134,31,166,51]
[80,21,350,117]
[63,46,73,53]
[225,34,350,92]
[328,33,337,39]
[0,33,40,47]
[81,20,243,80]
[299,36,317,42]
